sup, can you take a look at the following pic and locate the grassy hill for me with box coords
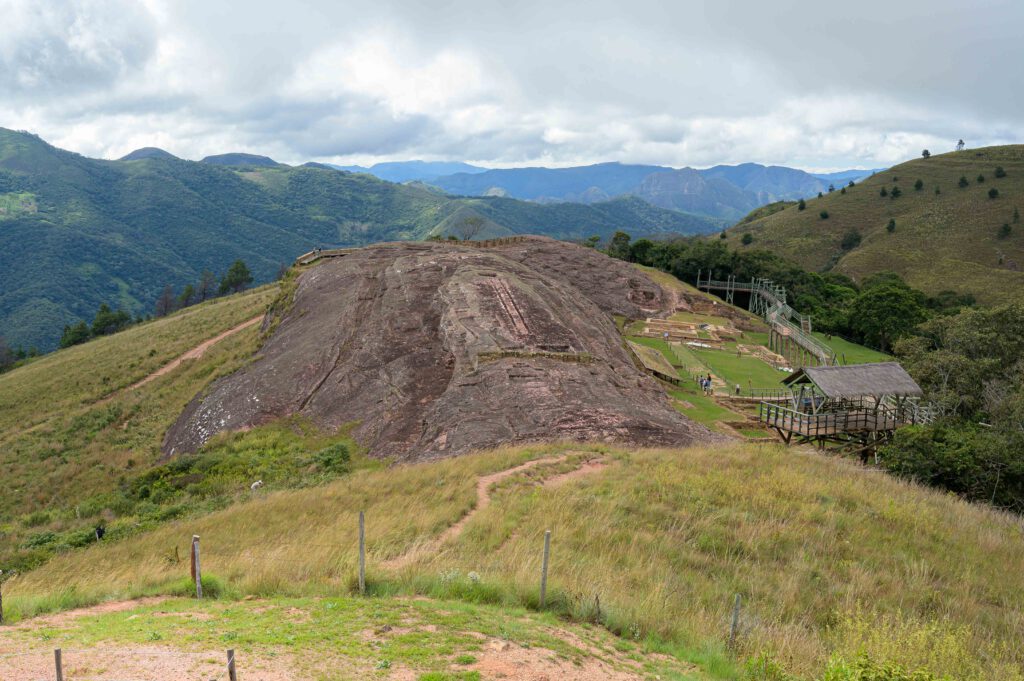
[727,146,1024,304]
[0,129,720,351]
[0,268,1021,679]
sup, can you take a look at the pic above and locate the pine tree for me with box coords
[219,260,254,294]
[60,321,91,348]
[156,284,176,317]
[177,284,196,309]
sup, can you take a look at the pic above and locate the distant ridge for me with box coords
[120,147,178,161]
[201,152,282,167]
[326,160,488,183]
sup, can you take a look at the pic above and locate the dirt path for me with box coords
[382,453,607,570]
[126,315,262,391]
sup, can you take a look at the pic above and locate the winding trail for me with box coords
[382,453,607,570]
[126,315,262,391]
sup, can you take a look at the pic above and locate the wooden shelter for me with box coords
[759,362,932,459]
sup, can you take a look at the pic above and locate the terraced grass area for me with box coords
[689,347,787,391]
[814,333,890,364]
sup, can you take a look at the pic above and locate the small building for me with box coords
[759,362,931,459]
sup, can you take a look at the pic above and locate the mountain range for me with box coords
[0,129,720,351]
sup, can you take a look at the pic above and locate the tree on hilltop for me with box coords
[607,231,632,260]
[922,149,931,158]
[457,215,487,241]
[156,285,176,317]
[91,303,131,336]
[219,260,253,294]
[197,270,217,302]
[60,321,91,348]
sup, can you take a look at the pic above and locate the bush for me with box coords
[879,187,888,197]
[958,176,969,188]
[998,223,1011,239]
[821,655,945,681]
[890,186,902,199]
[976,174,985,183]
[798,198,806,210]
[819,210,829,220]
[719,231,727,239]
[914,179,923,191]
[934,186,940,195]
[841,230,861,250]
[995,165,1006,178]
[886,219,896,233]
[988,187,999,199]
[741,233,754,245]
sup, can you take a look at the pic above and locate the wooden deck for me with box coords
[759,402,903,438]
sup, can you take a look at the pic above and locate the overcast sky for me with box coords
[2,0,1021,171]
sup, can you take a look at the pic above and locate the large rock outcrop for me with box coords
[163,237,718,461]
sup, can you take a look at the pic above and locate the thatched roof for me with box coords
[782,362,922,399]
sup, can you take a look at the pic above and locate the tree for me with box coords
[989,188,1000,199]
[219,260,253,294]
[741,233,754,245]
[914,179,924,191]
[849,282,927,352]
[457,215,486,241]
[0,337,14,372]
[819,210,829,220]
[817,192,823,198]
[197,270,217,302]
[848,180,855,188]
[956,139,965,151]
[977,174,985,183]
[921,149,931,158]
[958,176,969,188]
[583,235,601,248]
[91,304,130,336]
[998,223,1012,239]
[828,183,835,193]
[719,231,727,239]
[797,198,806,211]
[890,186,902,199]
[886,219,896,233]
[177,284,196,309]
[995,166,1007,178]
[840,186,846,194]
[606,231,632,260]
[155,285,176,317]
[879,187,888,197]
[840,230,861,250]
[59,321,91,348]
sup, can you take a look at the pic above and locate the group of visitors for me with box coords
[698,373,714,395]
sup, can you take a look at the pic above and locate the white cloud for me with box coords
[0,0,1020,170]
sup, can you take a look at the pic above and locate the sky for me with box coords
[1,0,1022,171]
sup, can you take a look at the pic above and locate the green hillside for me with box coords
[0,129,720,351]
[0,265,1021,679]
[727,146,1024,304]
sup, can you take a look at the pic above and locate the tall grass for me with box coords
[6,443,1022,679]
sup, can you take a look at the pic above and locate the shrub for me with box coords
[840,187,846,194]
[958,176,969,188]
[719,231,727,239]
[886,219,896,233]
[848,180,855,187]
[741,233,754,245]
[819,210,829,220]
[934,186,940,195]
[914,179,923,191]
[998,223,1012,239]
[798,198,806,210]
[890,186,902,199]
[988,187,999,199]
[995,165,1006,178]
[818,191,824,198]
[976,174,985,183]
[1014,207,1020,223]
[821,655,944,681]
[879,187,888,197]
[841,230,861,250]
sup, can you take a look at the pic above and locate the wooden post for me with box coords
[0,570,4,626]
[54,648,64,681]
[227,649,237,681]
[191,535,202,599]
[539,530,551,609]
[728,593,742,650]
[358,511,366,595]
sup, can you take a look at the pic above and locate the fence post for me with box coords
[54,648,64,681]
[0,570,4,626]
[728,593,742,651]
[358,511,366,595]
[539,530,551,609]
[227,649,237,681]
[191,535,202,599]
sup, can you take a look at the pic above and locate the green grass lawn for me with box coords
[814,333,890,364]
[690,347,788,390]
